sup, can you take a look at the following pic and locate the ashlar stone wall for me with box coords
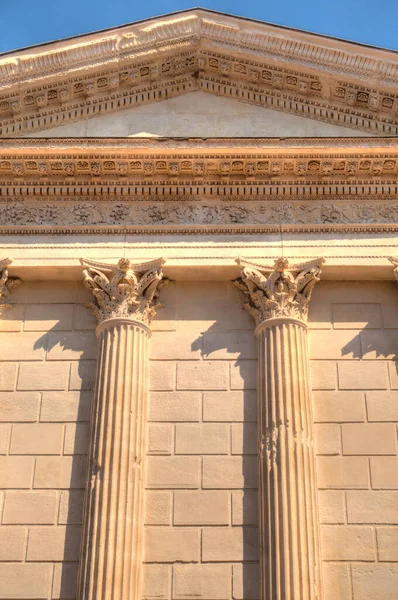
[0,279,397,599]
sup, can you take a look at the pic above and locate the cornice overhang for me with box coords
[2,9,398,136]
[1,137,398,235]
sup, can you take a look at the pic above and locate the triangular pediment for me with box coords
[1,9,398,137]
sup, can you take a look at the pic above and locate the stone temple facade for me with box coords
[0,8,398,600]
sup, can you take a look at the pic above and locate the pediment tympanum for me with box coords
[1,9,398,137]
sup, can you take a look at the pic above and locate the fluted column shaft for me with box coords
[78,317,150,599]
[257,317,322,600]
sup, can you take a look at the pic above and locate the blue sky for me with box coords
[1,0,397,54]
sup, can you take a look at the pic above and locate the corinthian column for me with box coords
[234,257,324,600]
[77,257,166,600]
[0,257,21,314]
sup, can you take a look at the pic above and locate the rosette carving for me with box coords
[0,258,21,315]
[80,257,166,324]
[234,256,325,325]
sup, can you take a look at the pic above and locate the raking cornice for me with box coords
[2,9,398,136]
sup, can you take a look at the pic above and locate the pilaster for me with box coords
[77,257,165,600]
[234,257,324,600]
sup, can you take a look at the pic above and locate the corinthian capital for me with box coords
[0,258,21,315]
[80,257,166,324]
[389,257,398,281]
[234,257,325,326]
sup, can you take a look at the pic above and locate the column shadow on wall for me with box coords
[191,316,260,600]
[340,325,398,366]
[34,328,95,598]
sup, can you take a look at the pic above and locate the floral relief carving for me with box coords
[80,257,166,324]
[389,256,398,282]
[1,200,398,231]
[0,258,21,315]
[234,257,324,325]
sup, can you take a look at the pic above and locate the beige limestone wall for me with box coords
[0,278,397,599]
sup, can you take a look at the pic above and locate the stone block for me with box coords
[0,363,17,391]
[0,392,40,421]
[0,457,34,488]
[313,391,365,422]
[318,490,345,524]
[203,331,256,360]
[34,456,86,489]
[64,423,89,455]
[151,331,201,360]
[145,491,171,525]
[309,329,361,359]
[10,424,63,455]
[338,362,388,390]
[370,457,398,489]
[310,361,336,390]
[342,423,396,455]
[147,425,173,455]
[0,333,47,361]
[0,527,26,560]
[232,564,259,600]
[0,564,51,599]
[323,564,350,600]
[40,391,91,422]
[142,565,170,600]
[202,527,258,562]
[347,491,398,523]
[388,362,398,389]
[232,491,258,525]
[377,528,398,561]
[3,491,57,524]
[230,361,257,390]
[52,563,79,599]
[366,391,398,421]
[314,424,341,455]
[149,392,200,422]
[317,456,369,489]
[0,426,10,455]
[174,491,229,525]
[14,281,78,304]
[352,565,398,600]
[0,304,23,332]
[27,526,81,561]
[203,457,258,489]
[18,362,68,391]
[145,528,199,562]
[146,457,200,489]
[69,361,96,390]
[58,491,84,525]
[175,424,228,455]
[321,525,375,560]
[24,304,74,331]
[231,423,257,455]
[177,362,228,391]
[47,331,97,360]
[73,304,97,331]
[332,303,381,329]
[149,362,175,391]
[361,330,398,360]
[203,391,257,422]
[173,564,230,599]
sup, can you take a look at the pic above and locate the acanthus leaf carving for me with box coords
[234,256,324,325]
[80,257,166,324]
[389,256,398,282]
[0,257,21,315]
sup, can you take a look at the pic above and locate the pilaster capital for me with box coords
[234,256,325,326]
[0,258,21,315]
[389,256,398,282]
[79,257,166,325]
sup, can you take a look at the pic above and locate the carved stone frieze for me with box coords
[80,257,166,324]
[0,258,21,315]
[234,257,324,325]
[2,10,398,136]
[1,199,398,232]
